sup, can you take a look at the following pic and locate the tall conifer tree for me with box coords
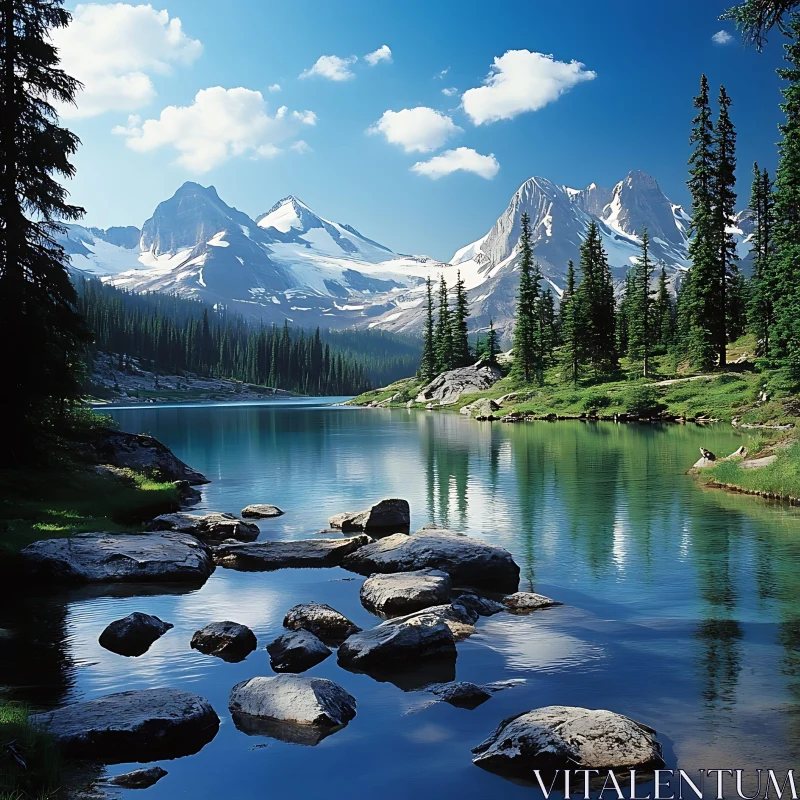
[748,163,776,357]
[418,277,437,381]
[450,270,471,367]
[627,229,654,377]
[511,212,539,383]
[559,260,581,385]
[434,274,453,372]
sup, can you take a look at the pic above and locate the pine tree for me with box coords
[434,274,453,372]
[559,260,581,385]
[652,266,674,348]
[0,0,91,459]
[485,319,499,365]
[536,287,556,377]
[450,270,471,367]
[748,163,776,356]
[418,276,437,381]
[511,212,540,383]
[627,229,654,377]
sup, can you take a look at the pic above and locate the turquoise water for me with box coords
[4,399,800,798]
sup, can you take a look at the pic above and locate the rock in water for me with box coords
[110,766,167,789]
[328,498,410,532]
[341,526,520,592]
[21,532,214,584]
[471,706,664,776]
[283,603,361,645]
[360,569,452,615]
[389,604,478,641]
[30,688,219,762]
[456,593,505,617]
[415,362,503,406]
[428,682,492,709]
[148,512,259,543]
[502,592,562,613]
[266,630,331,673]
[191,621,257,662]
[241,504,284,518]
[99,612,173,657]
[460,398,501,419]
[212,535,370,571]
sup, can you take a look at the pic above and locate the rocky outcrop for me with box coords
[110,767,167,789]
[416,362,503,406]
[341,526,520,592]
[742,454,778,469]
[283,603,361,645]
[266,630,331,673]
[99,612,173,657]
[360,569,452,615]
[148,512,259,543]
[460,398,501,420]
[390,603,477,641]
[21,532,215,584]
[212,535,370,571]
[190,621,257,662]
[428,682,492,709]
[502,592,562,613]
[471,706,663,776]
[30,688,219,762]
[241,504,284,518]
[328,499,410,533]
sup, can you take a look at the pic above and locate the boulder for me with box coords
[283,603,361,645]
[110,766,167,789]
[471,706,664,776]
[241,504,284,519]
[415,362,503,406]
[212,535,371,571]
[360,569,452,616]
[328,498,410,533]
[266,630,331,673]
[21,532,215,584]
[456,592,505,617]
[742,454,778,469]
[148,512,258,543]
[428,681,492,709]
[341,526,520,592]
[460,398,501,420]
[30,688,219,763]
[502,592,562,614]
[389,603,477,641]
[190,621,257,662]
[99,612,173,657]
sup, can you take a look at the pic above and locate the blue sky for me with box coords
[60,0,786,261]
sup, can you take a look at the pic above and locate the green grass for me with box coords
[0,703,61,799]
[0,466,180,557]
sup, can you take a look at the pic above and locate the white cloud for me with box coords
[267,83,281,92]
[411,147,499,180]
[712,30,734,45]
[462,49,596,125]
[442,87,458,97]
[300,54,357,81]
[368,107,461,153]
[113,86,316,172]
[435,67,450,79]
[52,3,202,119]
[365,45,392,66]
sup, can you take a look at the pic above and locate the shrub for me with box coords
[623,385,666,417]
[582,392,612,411]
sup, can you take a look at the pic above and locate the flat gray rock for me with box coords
[99,612,173,657]
[212,535,371,571]
[328,498,410,532]
[472,706,663,776]
[21,532,215,584]
[241,504,284,518]
[283,603,361,645]
[148,512,259,543]
[341,527,520,592]
[456,592,505,617]
[30,688,219,762]
[360,569,452,615]
[429,681,492,708]
[110,766,167,789]
[266,630,331,673]
[389,603,478,641]
[191,621,257,662]
[502,592,562,613]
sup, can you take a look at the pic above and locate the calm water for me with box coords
[4,399,800,798]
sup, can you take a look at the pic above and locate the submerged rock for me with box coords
[360,569,452,615]
[471,706,664,776]
[21,532,214,584]
[212,535,370,571]
[241,504,284,518]
[148,512,259,543]
[502,592,562,613]
[283,602,361,645]
[191,621,257,662]
[428,681,492,709]
[328,498,410,533]
[110,766,167,789]
[415,362,503,406]
[30,688,219,762]
[266,630,331,673]
[341,526,520,592]
[99,612,173,657]
[456,592,505,617]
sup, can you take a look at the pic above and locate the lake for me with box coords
[5,399,800,798]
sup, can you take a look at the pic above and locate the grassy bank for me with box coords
[0,702,61,799]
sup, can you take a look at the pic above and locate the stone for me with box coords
[742,455,778,469]
[389,603,477,641]
[266,630,331,673]
[283,603,361,645]
[241,504,284,518]
[190,621,257,662]
[415,362,503,406]
[341,526,520,592]
[460,398,501,419]
[99,612,173,657]
[456,592,505,617]
[21,532,215,584]
[212,535,371,571]
[110,766,167,789]
[428,681,492,709]
[328,498,410,533]
[502,592,562,613]
[30,688,219,763]
[148,512,259,543]
[471,706,664,776]
[692,447,718,469]
[360,569,452,616]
